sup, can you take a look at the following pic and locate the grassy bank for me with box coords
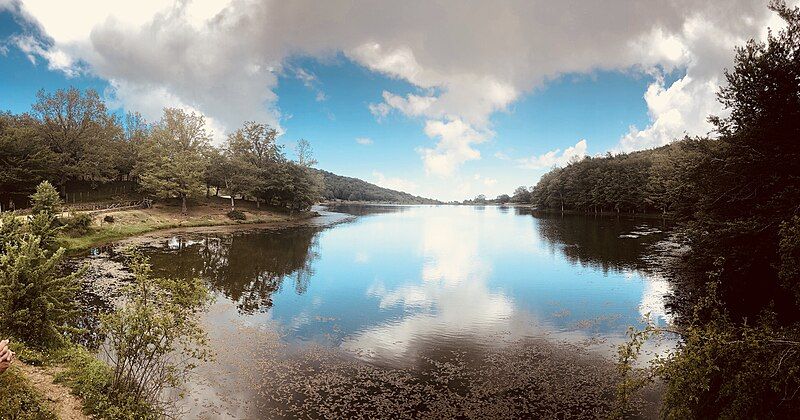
[57,197,315,252]
[0,366,57,419]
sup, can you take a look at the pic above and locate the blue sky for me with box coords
[0,1,780,200]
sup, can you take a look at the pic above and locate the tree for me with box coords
[619,4,800,417]
[681,0,800,321]
[30,181,62,216]
[135,108,211,214]
[0,235,83,348]
[497,194,511,204]
[511,186,531,203]
[0,113,55,209]
[31,88,121,193]
[202,146,227,198]
[222,126,261,210]
[295,138,318,167]
[117,111,151,182]
[101,251,211,417]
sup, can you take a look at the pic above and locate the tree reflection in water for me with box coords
[142,228,320,314]
[517,208,670,274]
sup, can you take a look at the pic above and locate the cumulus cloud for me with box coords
[419,119,490,176]
[10,0,785,166]
[355,137,373,145]
[518,139,588,170]
[12,35,78,76]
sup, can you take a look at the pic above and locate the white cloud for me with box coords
[371,171,417,193]
[419,118,490,176]
[518,139,588,170]
[12,35,78,76]
[494,151,511,161]
[355,137,373,145]
[11,0,787,163]
[293,67,327,102]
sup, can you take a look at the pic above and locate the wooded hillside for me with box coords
[314,169,440,204]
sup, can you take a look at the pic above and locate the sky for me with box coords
[0,0,792,201]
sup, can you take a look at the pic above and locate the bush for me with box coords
[226,209,246,220]
[26,212,62,250]
[65,213,93,235]
[0,235,85,348]
[55,346,157,420]
[30,181,61,216]
[99,252,212,417]
[103,215,115,223]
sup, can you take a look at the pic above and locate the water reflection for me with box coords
[144,228,320,314]
[83,205,676,417]
[116,206,673,350]
[519,208,670,273]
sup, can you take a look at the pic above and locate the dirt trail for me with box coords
[16,362,89,420]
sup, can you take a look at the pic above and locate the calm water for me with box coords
[85,204,674,418]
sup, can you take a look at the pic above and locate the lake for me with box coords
[82,204,675,418]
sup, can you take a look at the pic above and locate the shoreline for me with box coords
[57,199,323,254]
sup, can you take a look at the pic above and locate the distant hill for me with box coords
[314,169,440,204]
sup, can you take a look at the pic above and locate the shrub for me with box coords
[55,346,157,420]
[226,209,246,220]
[26,212,62,250]
[103,215,115,223]
[30,181,61,216]
[65,213,93,235]
[100,252,212,417]
[0,211,23,254]
[0,235,85,348]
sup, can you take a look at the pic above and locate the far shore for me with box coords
[56,197,320,253]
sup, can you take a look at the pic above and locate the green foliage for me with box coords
[0,234,84,348]
[261,161,323,212]
[134,108,210,214]
[226,209,246,220]
[100,251,212,417]
[221,122,262,208]
[0,366,57,420]
[0,211,23,254]
[64,212,93,235]
[315,168,439,204]
[30,181,62,216]
[26,212,62,251]
[55,345,158,420]
[32,88,122,190]
[613,5,800,418]
[657,316,800,418]
[529,142,704,215]
[511,186,532,203]
[613,323,658,418]
[0,113,55,200]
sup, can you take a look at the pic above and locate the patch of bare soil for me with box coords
[16,362,89,420]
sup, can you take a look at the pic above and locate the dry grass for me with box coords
[57,198,303,252]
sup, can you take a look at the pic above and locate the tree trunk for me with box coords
[230,194,235,211]
[215,187,220,197]
[256,199,260,208]
[181,195,187,215]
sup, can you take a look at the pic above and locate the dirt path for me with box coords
[16,362,89,420]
